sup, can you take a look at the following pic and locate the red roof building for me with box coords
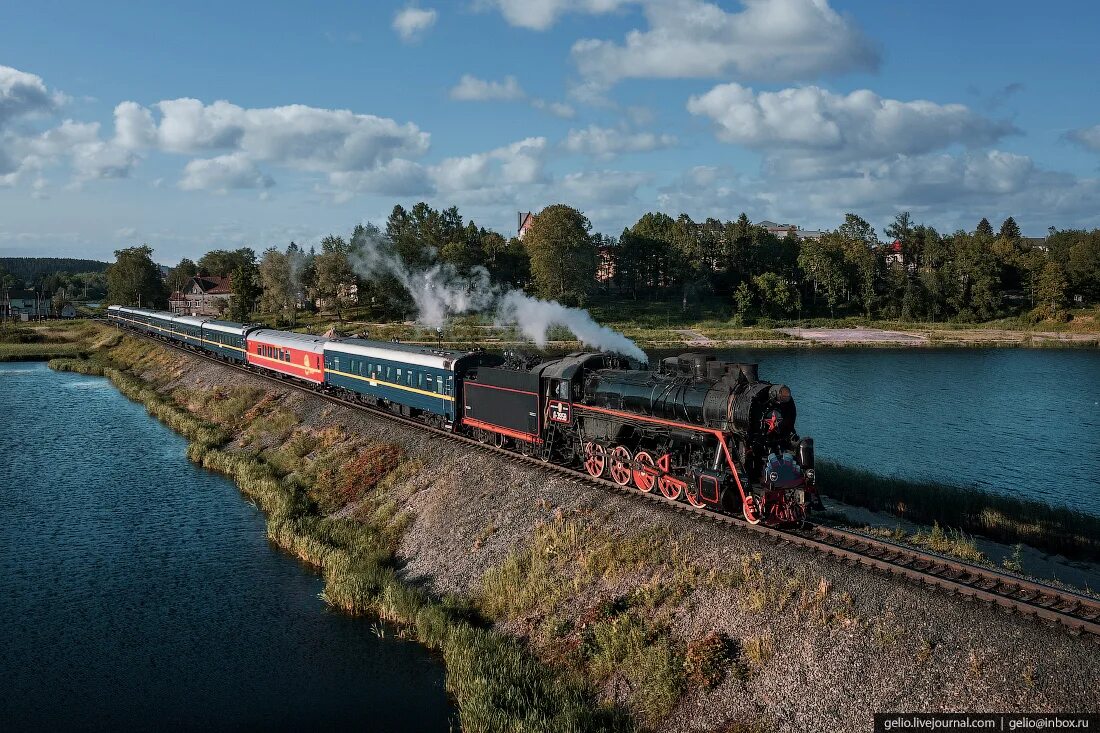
[517,211,535,239]
[171,275,233,316]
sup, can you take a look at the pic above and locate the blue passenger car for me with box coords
[200,319,250,361]
[322,338,499,423]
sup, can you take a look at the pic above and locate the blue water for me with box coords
[0,362,454,731]
[694,348,1100,515]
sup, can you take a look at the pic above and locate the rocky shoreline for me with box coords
[75,335,1100,732]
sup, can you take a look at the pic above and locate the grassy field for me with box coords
[257,297,1100,351]
[0,320,119,361]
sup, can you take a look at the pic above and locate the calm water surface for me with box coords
[0,362,454,731]
[675,348,1100,515]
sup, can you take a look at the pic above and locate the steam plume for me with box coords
[348,230,647,362]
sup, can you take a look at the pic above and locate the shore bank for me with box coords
[49,327,1100,731]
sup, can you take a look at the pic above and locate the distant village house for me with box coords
[170,275,233,316]
[517,211,535,239]
[755,220,825,241]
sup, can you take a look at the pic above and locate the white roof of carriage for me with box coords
[248,329,328,354]
[323,337,471,370]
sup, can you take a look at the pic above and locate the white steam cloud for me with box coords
[348,230,647,362]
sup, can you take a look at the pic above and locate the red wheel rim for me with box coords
[656,453,683,500]
[609,446,632,486]
[743,496,763,525]
[686,483,706,508]
[584,442,606,478]
[633,451,656,493]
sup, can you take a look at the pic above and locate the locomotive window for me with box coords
[556,380,569,399]
[417,372,424,389]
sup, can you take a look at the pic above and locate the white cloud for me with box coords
[179,153,275,192]
[112,97,430,190]
[561,169,651,205]
[478,0,633,30]
[531,99,576,118]
[562,124,676,158]
[687,83,1016,167]
[430,136,547,192]
[1065,124,1100,153]
[392,6,438,43]
[328,159,433,201]
[449,74,525,101]
[0,65,61,127]
[571,0,878,88]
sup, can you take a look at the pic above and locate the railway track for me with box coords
[116,325,1100,638]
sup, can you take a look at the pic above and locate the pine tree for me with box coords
[999,217,1022,241]
[976,218,994,238]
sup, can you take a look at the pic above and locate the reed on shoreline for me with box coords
[819,460,1100,561]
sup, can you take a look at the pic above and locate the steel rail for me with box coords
[112,324,1100,638]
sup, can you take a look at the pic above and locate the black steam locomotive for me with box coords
[461,351,818,525]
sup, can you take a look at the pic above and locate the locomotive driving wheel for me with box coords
[583,442,606,478]
[609,446,633,486]
[742,495,763,525]
[632,451,656,493]
[656,453,683,500]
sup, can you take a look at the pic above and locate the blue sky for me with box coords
[2,0,1099,265]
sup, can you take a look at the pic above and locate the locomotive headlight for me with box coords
[805,469,816,482]
[768,471,779,482]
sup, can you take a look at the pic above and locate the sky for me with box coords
[1,0,1099,265]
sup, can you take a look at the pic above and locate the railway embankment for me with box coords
[51,329,1100,732]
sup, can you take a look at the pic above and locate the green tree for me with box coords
[999,216,1022,242]
[1066,231,1100,301]
[976,218,994,238]
[615,228,672,298]
[797,234,848,317]
[733,281,754,323]
[258,246,295,325]
[947,231,1001,321]
[483,234,530,288]
[314,235,357,320]
[752,272,800,318]
[197,247,256,277]
[106,245,168,308]
[524,204,597,304]
[1035,261,1068,319]
[167,257,198,293]
[228,260,260,322]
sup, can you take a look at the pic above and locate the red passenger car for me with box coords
[245,329,326,384]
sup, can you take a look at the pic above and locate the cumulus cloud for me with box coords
[392,6,438,42]
[531,99,576,118]
[687,83,1017,172]
[430,136,547,192]
[562,124,676,158]
[478,0,633,30]
[179,153,275,192]
[0,65,61,127]
[560,169,651,205]
[1065,124,1100,153]
[571,0,879,89]
[106,97,430,190]
[449,74,525,101]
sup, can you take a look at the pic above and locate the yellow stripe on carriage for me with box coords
[326,367,454,402]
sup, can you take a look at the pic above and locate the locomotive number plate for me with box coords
[548,400,571,423]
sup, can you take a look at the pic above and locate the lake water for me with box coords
[667,347,1100,515]
[0,362,454,731]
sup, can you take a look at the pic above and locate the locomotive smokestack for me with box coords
[739,363,759,382]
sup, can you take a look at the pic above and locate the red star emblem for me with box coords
[765,412,780,432]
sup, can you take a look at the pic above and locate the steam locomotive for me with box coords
[108,305,817,526]
[463,351,818,525]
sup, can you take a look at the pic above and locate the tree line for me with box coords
[105,203,1100,325]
